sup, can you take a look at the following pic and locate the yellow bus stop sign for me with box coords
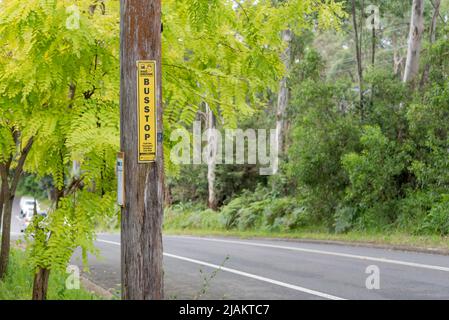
[137,60,157,163]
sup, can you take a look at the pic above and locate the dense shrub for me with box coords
[164,202,224,230]
[420,195,449,235]
[341,126,406,230]
[165,186,315,233]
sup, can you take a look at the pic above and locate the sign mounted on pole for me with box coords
[117,152,125,207]
[137,60,157,163]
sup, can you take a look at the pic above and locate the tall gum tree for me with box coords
[273,29,292,175]
[403,0,425,84]
[420,0,441,88]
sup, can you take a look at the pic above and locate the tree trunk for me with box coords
[164,183,172,207]
[32,163,77,299]
[351,0,364,119]
[428,0,440,49]
[0,186,4,231]
[273,30,292,175]
[32,268,50,300]
[120,0,164,300]
[0,193,13,279]
[392,32,405,78]
[205,103,218,211]
[403,0,425,84]
[420,0,441,88]
[371,26,376,67]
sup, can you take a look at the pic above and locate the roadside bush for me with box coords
[221,195,308,232]
[287,79,361,224]
[164,202,225,230]
[396,191,436,232]
[262,197,297,229]
[420,195,449,236]
[221,196,249,229]
[334,206,357,234]
[235,205,265,231]
[341,126,405,229]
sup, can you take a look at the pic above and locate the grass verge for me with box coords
[164,228,449,252]
[0,248,102,300]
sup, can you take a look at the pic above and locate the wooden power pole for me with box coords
[120,0,164,300]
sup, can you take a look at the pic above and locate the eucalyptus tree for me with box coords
[403,0,426,84]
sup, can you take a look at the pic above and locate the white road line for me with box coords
[163,253,345,300]
[166,236,449,273]
[96,239,345,300]
[97,239,120,246]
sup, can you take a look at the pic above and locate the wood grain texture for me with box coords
[32,268,50,300]
[120,0,164,300]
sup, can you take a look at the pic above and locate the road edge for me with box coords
[164,232,449,256]
[80,274,116,300]
[261,237,449,256]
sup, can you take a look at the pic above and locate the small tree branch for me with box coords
[64,176,85,198]
[10,136,35,194]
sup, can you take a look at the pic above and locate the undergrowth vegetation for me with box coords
[0,249,100,300]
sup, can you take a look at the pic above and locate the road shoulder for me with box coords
[163,229,449,256]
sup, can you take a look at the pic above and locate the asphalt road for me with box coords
[10,197,449,300]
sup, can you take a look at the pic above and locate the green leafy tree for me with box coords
[0,0,119,293]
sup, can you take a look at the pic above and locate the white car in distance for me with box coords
[19,197,41,232]
[19,197,40,218]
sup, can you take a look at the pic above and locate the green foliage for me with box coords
[167,0,449,240]
[342,126,405,215]
[396,191,436,233]
[364,68,410,139]
[164,202,224,230]
[16,174,51,200]
[286,78,361,224]
[165,186,314,233]
[0,0,120,280]
[221,188,272,230]
[163,0,346,174]
[420,195,449,236]
[26,191,118,273]
[2,0,449,293]
[340,151,401,229]
[0,0,301,286]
